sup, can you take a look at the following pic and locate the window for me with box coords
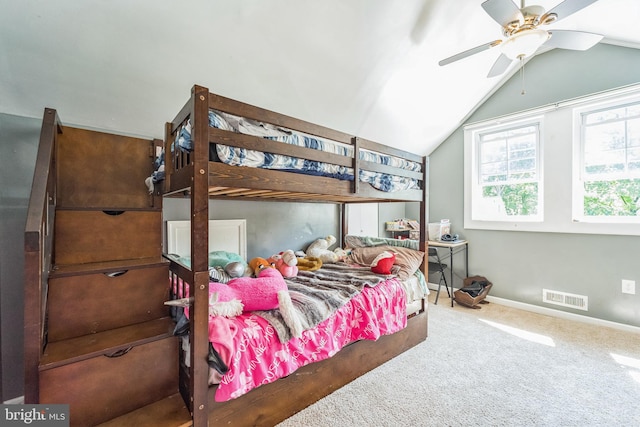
[470,118,543,222]
[574,100,640,222]
[464,83,640,236]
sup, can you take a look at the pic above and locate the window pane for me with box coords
[481,162,507,182]
[482,183,539,216]
[480,142,506,165]
[629,117,640,148]
[583,179,640,217]
[509,158,536,174]
[584,122,626,175]
[629,147,640,172]
[473,122,541,221]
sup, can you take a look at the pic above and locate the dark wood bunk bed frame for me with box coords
[163,85,429,427]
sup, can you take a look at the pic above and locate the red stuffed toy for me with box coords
[370,250,396,275]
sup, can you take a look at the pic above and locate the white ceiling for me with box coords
[1,0,639,155]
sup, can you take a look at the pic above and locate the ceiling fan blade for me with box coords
[545,30,604,50]
[543,0,600,23]
[481,0,523,27]
[439,40,502,66]
[487,53,513,78]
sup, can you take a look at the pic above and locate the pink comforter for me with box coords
[209,277,407,401]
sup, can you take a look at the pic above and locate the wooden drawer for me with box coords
[54,210,161,265]
[57,126,157,210]
[40,336,178,427]
[48,264,169,341]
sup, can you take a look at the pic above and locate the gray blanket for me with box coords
[256,263,389,342]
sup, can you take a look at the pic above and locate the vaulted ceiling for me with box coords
[1,0,639,155]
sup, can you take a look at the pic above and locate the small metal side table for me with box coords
[427,240,469,307]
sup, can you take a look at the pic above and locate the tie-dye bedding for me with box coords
[172,110,422,193]
[208,276,407,402]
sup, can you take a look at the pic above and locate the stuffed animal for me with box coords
[370,251,396,275]
[207,251,248,283]
[268,250,299,278]
[248,257,272,276]
[208,267,303,338]
[306,235,340,263]
[296,256,323,271]
[333,247,349,262]
[208,261,246,283]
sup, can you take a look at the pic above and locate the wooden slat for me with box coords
[210,128,353,167]
[208,92,353,145]
[357,136,424,163]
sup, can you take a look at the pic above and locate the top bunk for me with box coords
[162,85,426,204]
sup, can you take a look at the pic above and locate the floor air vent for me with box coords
[542,289,588,311]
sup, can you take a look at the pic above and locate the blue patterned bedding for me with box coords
[173,110,422,193]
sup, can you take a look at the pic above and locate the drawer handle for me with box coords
[104,347,132,358]
[103,210,125,216]
[104,270,128,278]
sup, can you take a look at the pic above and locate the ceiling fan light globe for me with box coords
[500,28,549,60]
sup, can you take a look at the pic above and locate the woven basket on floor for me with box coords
[454,275,492,308]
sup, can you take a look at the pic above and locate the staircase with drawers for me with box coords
[24,115,191,426]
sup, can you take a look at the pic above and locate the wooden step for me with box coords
[96,393,191,427]
[56,126,162,210]
[40,334,179,426]
[54,210,162,265]
[47,257,170,341]
[50,256,168,278]
[40,317,175,370]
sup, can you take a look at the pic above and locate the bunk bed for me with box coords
[162,85,429,427]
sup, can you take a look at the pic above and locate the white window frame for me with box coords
[572,94,640,224]
[464,83,640,236]
[468,116,544,223]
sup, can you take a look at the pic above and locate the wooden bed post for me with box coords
[340,203,348,247]
[190,85,211,427]
[420,157,428,278]
[351,137,360,195]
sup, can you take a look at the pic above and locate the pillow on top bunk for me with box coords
[348,246,424,280]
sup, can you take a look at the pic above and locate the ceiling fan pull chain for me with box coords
[520,55,526,95]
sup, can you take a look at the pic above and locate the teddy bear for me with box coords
[267,250,299,278]
[208,267,303,338]
[305,235,341,263]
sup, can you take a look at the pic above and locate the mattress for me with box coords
[172,110,422,193]
[177,269,427,402]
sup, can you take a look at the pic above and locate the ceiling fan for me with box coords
[439,0,604,78]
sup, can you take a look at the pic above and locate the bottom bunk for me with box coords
[167,254,428,425]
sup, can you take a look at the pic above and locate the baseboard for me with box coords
[485,295,640,334]
[3,396,24,404]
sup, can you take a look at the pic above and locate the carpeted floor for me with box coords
[277,292,640,426]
